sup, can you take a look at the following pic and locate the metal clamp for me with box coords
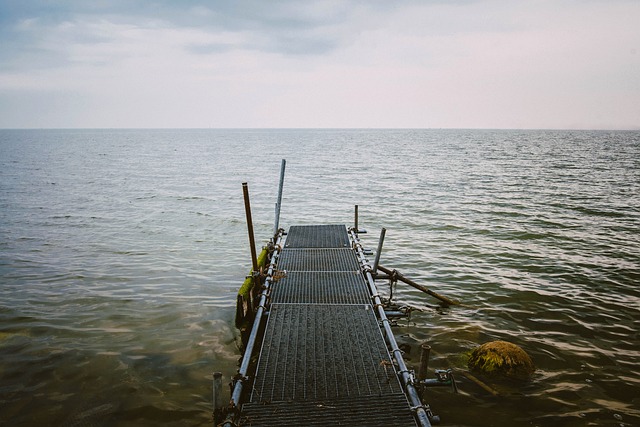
[422,369,458,394]
[410,403,440,424]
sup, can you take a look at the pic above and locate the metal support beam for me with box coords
[377,265,459,306]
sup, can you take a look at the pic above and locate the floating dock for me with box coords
[222,223,436,426]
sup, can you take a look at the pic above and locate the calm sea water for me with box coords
[1,129,638,426]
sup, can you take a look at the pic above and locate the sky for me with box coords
[0,0,638,129]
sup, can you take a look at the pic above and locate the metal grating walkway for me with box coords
[242,224,417,427]
[277,248,361,271]
[250,304,402,402]
[270,271,370,304]
[241,394,416,427]
[284,224,351,248]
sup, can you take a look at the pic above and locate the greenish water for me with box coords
[1,129,638,426]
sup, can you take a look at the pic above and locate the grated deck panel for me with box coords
[240,394,417,426]
[270,271,371,304]
[250,304,402,403]
[284,224,350,248]
[277,248,360,272]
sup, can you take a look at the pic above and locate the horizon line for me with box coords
[1,126,639,132]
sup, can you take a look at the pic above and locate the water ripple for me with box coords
[1,129,639,426]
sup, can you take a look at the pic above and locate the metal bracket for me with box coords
[422,369,458,394]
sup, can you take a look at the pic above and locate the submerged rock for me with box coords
[468,340,535,380]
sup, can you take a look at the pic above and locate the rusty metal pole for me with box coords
[377,265,460,306]
[354,205,359,232]
[418,343,432,381]
[242,182,258,273]
[212,372,223,424]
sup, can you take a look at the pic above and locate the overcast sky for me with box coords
[0,0,638,129]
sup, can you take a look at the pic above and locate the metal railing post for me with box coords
[273,159,286,236]
[372,227,386,275]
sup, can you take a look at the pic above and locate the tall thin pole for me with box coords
[242,182,258,273]
[354,205,359,231]
[212,372,223,425]
[372,227,386,274]
[274,159,286,236]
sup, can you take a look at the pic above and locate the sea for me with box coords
[1,129,638,426]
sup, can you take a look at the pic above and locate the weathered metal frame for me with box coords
[224,230,285,426]
[349,227,434,427]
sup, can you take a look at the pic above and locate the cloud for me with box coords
[0,0,638,128]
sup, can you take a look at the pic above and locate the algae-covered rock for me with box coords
[468,340,535,380]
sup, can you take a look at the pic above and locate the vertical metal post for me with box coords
[418,343,432,381]
[354,205,359,232]
[273,159,286,236]
[372,227,386,275]
[242,182,258,273]
[212,372,223,425]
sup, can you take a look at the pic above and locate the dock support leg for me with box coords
[242,182,259,273]
[418,343,431,381]
[212,372,223,425]
[354,204,359,232]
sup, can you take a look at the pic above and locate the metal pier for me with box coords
[237,224,422,427]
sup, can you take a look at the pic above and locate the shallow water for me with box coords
[1,129,639,426]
